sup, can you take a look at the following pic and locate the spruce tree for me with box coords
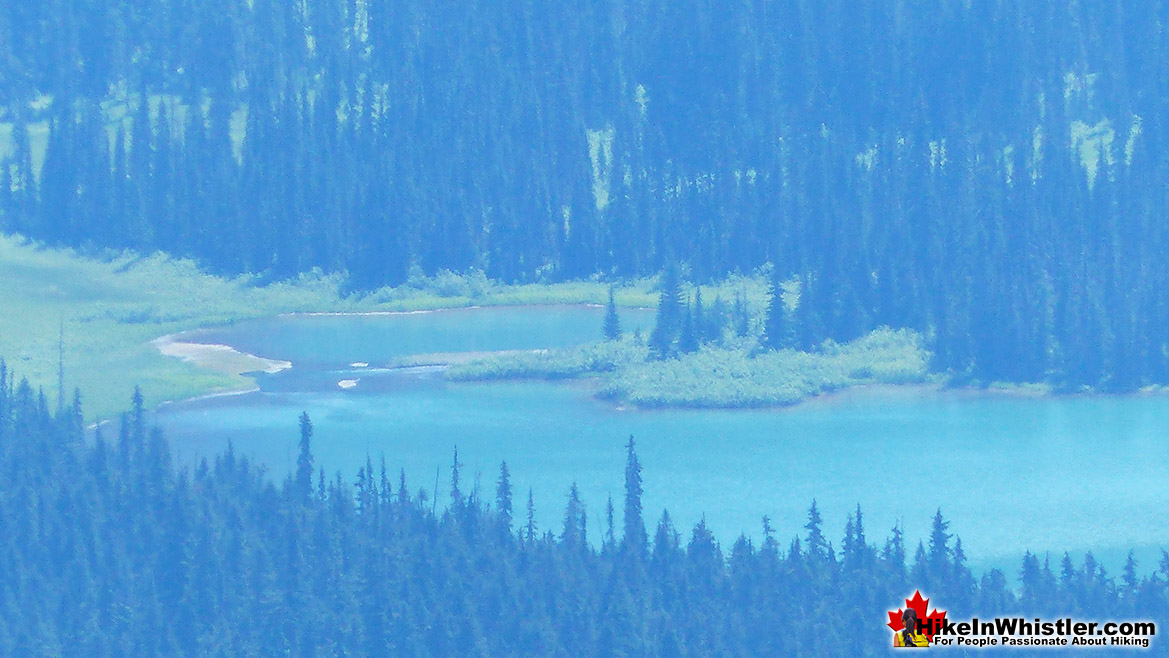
[678,302,698,354]
[761,271,789,350]
[928,508,952,582]
[604,494,616,551]
[562,482,586,548]
[496,461,513,530]
[398,468,410,504]
[296,412,314,502]
[450,446,463,508]
[623,435,646,553]
[804,500,826,560]
[131,385,145,454]
[1059,552,1077,589]
[732,291,750,338]
[603,285,621,340]
[884,523,907,580]
[1122,550,1138,597]
[649,262,684,359]
[524,488,537,542]
[795,273,824,350]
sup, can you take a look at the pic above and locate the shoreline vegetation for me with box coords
[447,328,932,409]
[0,232,764,419]
[445,262,933,408]
[10,231,1161,418]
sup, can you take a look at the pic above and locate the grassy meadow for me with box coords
[0,230,927,417]
[0,234,351,419]
[449,328,931,409]
[602,328,931,408]
[0,234,685,419]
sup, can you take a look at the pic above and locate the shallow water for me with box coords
[154,306,1169,573]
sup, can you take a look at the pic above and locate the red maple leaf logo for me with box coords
[887,591,947,642]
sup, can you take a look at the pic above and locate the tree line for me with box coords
[1,362,1166,656]
[3,0,1169,389]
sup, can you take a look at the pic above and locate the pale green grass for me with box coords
[603,328,930,408]
[449,327,931,409]
[447,339,650,381]
[0,234,354,419]
[1,234,738,420]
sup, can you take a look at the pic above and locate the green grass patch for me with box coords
[0,234,356,419]
[0,230,849,418]
[449,328,931,409]
[0,234,706,420]
[603,328,930,408]
[447,340,650,381]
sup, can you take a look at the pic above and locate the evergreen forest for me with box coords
[0,364,1165,657]
[2,1,1168,386]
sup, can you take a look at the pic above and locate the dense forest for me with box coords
[0,362,1165,656]
[2,1,1169,388]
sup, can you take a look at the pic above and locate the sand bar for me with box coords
[152,334,291,376]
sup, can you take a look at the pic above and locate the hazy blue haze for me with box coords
[153,307,1169,573]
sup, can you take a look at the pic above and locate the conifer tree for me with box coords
[450,446,463,508]
[296,411,314,502]
[1060,552,1077,590]
[732,291,750,338]
[496,461,513,530]
[678,302,698,353]
[795,274,823,350]
[842,505,871,571]
[603,286,622,340]
[604,494,616,551]
[1020,551,1042,609]
[649,262,684,359]
[562,482,586,549]
[623,435,646,553]
[524,488,537,542]
[804,500,826,561]
[761,271,789,350]
[761,515,779,558]
[652,510,680,570]
[1122,551,1138,597]
[398,468,409,504]
[928,508,952,582]
[130,386,146,462]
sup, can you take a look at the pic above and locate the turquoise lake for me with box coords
[154,305,1168,573]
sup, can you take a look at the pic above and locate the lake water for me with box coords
[154,305,1168,574]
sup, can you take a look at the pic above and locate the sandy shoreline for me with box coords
[149,304,1169,414]
[151,334,291,377]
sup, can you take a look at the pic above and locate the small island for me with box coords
[447,265,931,409]
[2,232,924,415]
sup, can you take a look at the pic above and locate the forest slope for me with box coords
[0,376,1164,657]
